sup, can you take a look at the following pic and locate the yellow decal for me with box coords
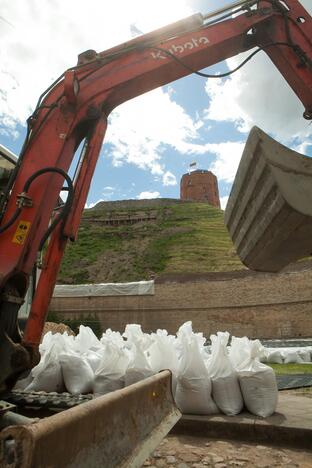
[12,220,31,245]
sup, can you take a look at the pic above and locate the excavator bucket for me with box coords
[0,370,180,468]
[225,126,312,272]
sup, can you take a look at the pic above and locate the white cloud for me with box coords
[1,0,209,180]
[162,171,177,186]
[85,198,105,209]
[0,0,192,128]
[293,141,312,155]
[206,141,245,183]
[101,192,114,201]
[220,196,229,211]
[103,186,114,191]
[105,88,205,175]
[137,191,160,200]
[205,0,312,145]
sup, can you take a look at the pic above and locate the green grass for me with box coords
[268,363,312,375]
[58,200,245,284]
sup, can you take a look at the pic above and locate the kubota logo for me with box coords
[151,37,209,59]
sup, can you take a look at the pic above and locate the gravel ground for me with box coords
[283,387,312,398]
[42,321,75,337]
[143,436,312,468]
[143,388,312,468]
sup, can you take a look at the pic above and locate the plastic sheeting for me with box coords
[53,280,154,297]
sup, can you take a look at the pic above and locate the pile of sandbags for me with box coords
[15,322,279,418]
[261,346,312,364]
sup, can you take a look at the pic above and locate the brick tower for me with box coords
[180,169,220,208]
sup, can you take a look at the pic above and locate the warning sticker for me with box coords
[12,220,31,245]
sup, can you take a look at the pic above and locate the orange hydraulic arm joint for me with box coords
[0,0,311,389]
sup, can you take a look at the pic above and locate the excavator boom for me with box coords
[0,1,311,466]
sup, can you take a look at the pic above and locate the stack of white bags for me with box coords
[261,347,312,364]
[15,322,278,418]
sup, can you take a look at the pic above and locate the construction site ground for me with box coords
[143,389,312,468]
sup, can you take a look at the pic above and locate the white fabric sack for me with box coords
[229,336,252,369]
[124,342,153,386]
[148,329,179,393]
[266,349,283,364]
[26,343,64,392]
[39,331,54,355]
[282,349,303,364]
[207,332,243,416]
[175,322,219,415]
[84,350,103,372]
[148,329,178,373]
[93,342,130,395]
[123,324,153,352]
[60,352,94,395]
[100,328,125,347]
[123,324,154,386]
[74,325,101,353]
[297,348,311,363]
[39,331,74,356]
[14,372,33,390]
[237,340,278,418]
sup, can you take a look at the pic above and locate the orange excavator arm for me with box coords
[0,2,311,466]
[0,0,311,390]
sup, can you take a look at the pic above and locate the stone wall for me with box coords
[50,265,312,339]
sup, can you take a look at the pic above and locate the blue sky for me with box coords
[1,0,311,209]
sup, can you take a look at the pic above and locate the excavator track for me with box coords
[3,390,93,410]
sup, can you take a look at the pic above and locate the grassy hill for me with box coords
[58,199,245,284]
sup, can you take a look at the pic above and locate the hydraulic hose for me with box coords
[0,168,74,250]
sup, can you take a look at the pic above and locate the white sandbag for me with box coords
[282,348,303,364]
[101,328,124,347]
[124,342,153,386]
[26,343,64,392]
[39,331,74,356]
[123,324,153,352]
[229,336,250,369]
[175,322,206,361]
[259,348,268,363]
[123,324,154,386]
[74,325,101,353]
[203,345,211,357]
[60,352,94,395]
[148,329,178,373]
[93,342,130,395]
[148,329,179,393]
[297,348,311,363]
[211,374,244,416]
[237,340,278,417]
[13,372,33,390]
[84,350,103,372]
[175,322,219,415]
[207,332,243,416]
[39,331,54,355]
[266,349,283,364]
